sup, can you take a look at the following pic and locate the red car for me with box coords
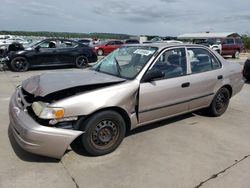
[220,37,245,58]
[208,37,244,58]
[94,40,123,56]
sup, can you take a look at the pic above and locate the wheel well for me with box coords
[76,55,88,62]
[11,56,27,61]
[222,85,232,98]
[81,107,131,134]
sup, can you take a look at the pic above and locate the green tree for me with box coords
[242,34,250,50]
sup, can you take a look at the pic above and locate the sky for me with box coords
[0,0,250,36]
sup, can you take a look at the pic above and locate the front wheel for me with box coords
[97,49,104,56]
[10,57,29,72]
[207,87,230,117]
[80,110,126,156]
[75,55,88,68]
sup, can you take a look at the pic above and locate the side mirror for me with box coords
[35,45,40,51]
[142,69,165,82]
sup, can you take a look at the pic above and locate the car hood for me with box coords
[8,48,33,57]
[22,70,125,97]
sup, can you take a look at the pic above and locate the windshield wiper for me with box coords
[114,57,121,77]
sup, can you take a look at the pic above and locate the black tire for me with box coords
[244,74,250,81]
[232,50,240,59]
[75,55,88,69]
[207,87,230,117]
[10,57,29,72]
[97,49,104,56]
[80,110,126,156]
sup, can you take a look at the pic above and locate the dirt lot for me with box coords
[0,57,250,188]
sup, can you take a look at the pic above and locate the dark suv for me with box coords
[220,37,244,58]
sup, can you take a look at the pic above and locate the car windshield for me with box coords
[92,46,158,79]
[30,40,45,48]
[207,38,221,45]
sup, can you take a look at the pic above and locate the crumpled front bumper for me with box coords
[9,90,84,159]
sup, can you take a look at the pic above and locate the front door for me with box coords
[138,47,190,124]
[30,40,58,66]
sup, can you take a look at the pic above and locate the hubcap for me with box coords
[13,58,28,71]
[235,51,240,58]
[91,120,118,148]
[77,57,87,67]
[97,50,103,56]
[215,92,227,112]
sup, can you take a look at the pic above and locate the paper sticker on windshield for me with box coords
[134,49,154,56]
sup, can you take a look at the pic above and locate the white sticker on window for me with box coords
[134,49,154,56]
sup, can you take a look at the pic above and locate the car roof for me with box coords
[124,43,208,50]
[41,38,76,42]
[40,38,85,45]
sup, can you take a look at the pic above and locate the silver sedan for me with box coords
[9,43,244,158]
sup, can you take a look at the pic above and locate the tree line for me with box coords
[242,35,250,50]
[0,30,133,39]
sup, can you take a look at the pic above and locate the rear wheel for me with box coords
[80,110,126,156]
[75,55,88,68]
[232,50,240,59]
[207,87,230,117]
[10,57,29,72]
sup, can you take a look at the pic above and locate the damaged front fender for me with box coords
[9,93,84,159]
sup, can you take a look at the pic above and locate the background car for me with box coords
[220,37,244,58]
[194,37,244,58]
[77,38,92,46]
[124,39,140,44]
[93,40,123,56]
[5,38,97,72]
[193,38,222,54]
[243,58,250,81]
[0,42,25,57]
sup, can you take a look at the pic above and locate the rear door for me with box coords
[56,40,79,65]
[222,38,235,55]
[186,47,223,110]
[139,47,190,124]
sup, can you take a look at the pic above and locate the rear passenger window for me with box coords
[235,38,242,44]
[188,48,221,74]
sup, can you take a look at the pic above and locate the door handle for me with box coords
[217,75,223,80]
[181,82,190,88]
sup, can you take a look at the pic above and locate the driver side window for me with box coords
[39,41,57,48]
[151,48,187,79]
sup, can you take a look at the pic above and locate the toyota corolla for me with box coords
[9,43,244,158]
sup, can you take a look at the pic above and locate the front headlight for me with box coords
[32,101,65,119]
